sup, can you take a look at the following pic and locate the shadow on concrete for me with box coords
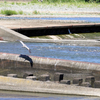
[19,54,33,68]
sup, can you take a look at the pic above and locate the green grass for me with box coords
[0,10,23,16]
[80,32,100,39]
[1,0,100,7]
[18,11,23,15]
[65,32,100,39]
[30,36,52,39]
[0,0,100,16]
[31,0,100,3]
[33,10,40,14]
[0,10,17,16]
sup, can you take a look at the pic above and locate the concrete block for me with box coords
[85,76,95,82]
[26,76,37,80]
[85,76,95,87]
[23,72,33,78]
[81,82,90,87]
[94,81,100,88]
[60,80,70,85]
[54,72,64,82]
[7,74,17,78]
[38,74,50,81]
[73,78,83,85]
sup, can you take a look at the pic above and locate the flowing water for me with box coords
[0,42,100,63]
[0,96,100,100]
[0,16,100,23]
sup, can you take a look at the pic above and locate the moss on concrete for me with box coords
[30,32,100,40]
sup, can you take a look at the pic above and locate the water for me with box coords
[0,91,100,100]
[0,97,100,100]
[0,16,100,23]
[0,42,100,63]
[0,42,100,99]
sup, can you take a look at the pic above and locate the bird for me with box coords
[19,40,31,53]
[68,29,71,34]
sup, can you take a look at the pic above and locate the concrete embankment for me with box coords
[1,23,100,96]
[0,52,100,96]
[13,23,100,37]
[0,26,30,41]
[0,52,100,72]
[24,38,100,46]
[0,25,100,46]
[1,75,100,97]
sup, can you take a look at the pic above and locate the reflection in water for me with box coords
[0,42,100,63]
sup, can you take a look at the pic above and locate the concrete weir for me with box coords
[1,23,100,96]
[0,52,100,96]
[1,25,100,46]
[0,52,100,72]
[13,23,100,37]
[0,26,30,41]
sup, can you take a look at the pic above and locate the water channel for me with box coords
[0,16,100,23]
[0,42,100,63]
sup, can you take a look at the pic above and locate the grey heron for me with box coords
[68,29,71,34]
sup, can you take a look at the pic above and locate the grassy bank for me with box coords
[0,1,100,16]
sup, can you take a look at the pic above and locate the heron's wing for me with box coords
[19,40,31,53]
[29,49,31,53]
[25,46,31,53]
[25,45,29,50]
[19,41,25,47]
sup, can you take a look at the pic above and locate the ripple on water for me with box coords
[0,42,100,63]
[0,17,100,23]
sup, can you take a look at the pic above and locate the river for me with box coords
[0,42,100,63]
[0,16,100,23]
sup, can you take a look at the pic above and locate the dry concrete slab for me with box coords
[0,76,100,97]
[0,20,100,46]
[0,26,30,41]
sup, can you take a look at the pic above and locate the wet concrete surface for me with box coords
[0,90,37,98]
[1,90,100,100]
[0,90,63,98]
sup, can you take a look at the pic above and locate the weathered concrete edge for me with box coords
[0,53,100,96]
[0,26,30,41]
[0,52,100,72]
[24,38,100,46]
[0,76,100,97]
[1,25,100,46]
